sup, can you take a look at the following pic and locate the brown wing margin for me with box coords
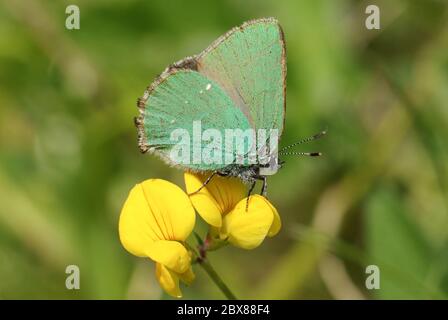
[135,56,198,153]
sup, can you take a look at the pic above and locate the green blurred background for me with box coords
[1,0,448,299]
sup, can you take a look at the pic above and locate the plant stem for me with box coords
[198,258,237,300]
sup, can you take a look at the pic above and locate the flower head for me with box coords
[184,172,281,249]
[119,179,196,298]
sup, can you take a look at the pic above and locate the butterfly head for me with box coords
[259,155,282,176]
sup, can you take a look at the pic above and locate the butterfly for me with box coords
[135,17,325,198]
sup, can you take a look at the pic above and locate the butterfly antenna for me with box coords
[279,152,322,157]
[279,129,327,153]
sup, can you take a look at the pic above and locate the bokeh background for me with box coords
[1,0,448,299]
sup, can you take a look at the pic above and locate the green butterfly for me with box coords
[135,17,324,197]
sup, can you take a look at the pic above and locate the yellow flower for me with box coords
[119,179,196,298]
[221,195,281,249]
[184,172,281,250]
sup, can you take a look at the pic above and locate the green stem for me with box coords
[198,257,237,300]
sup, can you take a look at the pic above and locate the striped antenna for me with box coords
[279,152,322,157]
[279,129,327,153]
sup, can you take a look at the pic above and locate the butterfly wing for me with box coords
[195,17,286,138]
[136,69,252,171]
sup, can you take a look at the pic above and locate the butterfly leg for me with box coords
[260,176,267,197]
[245,181,257,211]
[188,171,217,196]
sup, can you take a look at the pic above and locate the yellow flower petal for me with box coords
[146,240,191,274]
[155,263,182,298]
[178,266,195,286]
[119,183,158,257]
[222,195,276,250]
[184,172,246,227]
[267,201,281,237]
[139,179,196,241]
[119,179,195,257]
[184,172,223,227]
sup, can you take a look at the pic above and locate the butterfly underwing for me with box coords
[135,17,287,195]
